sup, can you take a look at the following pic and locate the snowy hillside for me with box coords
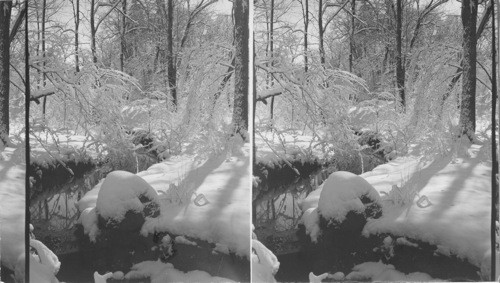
[0,147,25,281]
[302,143,495,279]
[78,142,251,280]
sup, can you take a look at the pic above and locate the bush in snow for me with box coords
[252,239,280,282]
[95,170,160,229]
[29,239,61,283]
[298,171,383,273]
[75,171,170,273]
[318,171,382,223]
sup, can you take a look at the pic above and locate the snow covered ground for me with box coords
[78,142,251,281]
[301,143,495,279]
[255,131,332,166]
[0,146,26,281]
[30,132,103,164]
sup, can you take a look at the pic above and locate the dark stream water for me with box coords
[253,166,335,283]
[30,154,157,283]
[253,168,333,255]
[253,151,481,282]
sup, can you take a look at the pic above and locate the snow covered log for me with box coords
[296,171,384,274]
[95,170,161,231]
[318,171,382,223]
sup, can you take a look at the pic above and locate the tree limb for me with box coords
[9,3,26,43]
[256,88,283,104]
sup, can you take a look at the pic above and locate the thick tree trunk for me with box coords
[396,0,405,111]
[319,0,325,66]
[166,0,177,107]
[91,0,97,64]
[270,0,275,120]
[490,0,497,279]
[440,4,492,108]
[0,2,11,146]
[349,0,355,73]
[42,0,47,116]
[120,0,127,72]
[74,0,80,72]
[233,0,249,140]
[303,0,309,73]
[459,0,478,141]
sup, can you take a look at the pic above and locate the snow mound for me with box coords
[30,239,61,283]
[0,147,25,274]
[361,148,493,278]
[94,271,113,283]
[125,260,235,283]
[301,207,321,242]
[318,171,381,221]
[309,272,329,282]
[252,239,280,283]
[79,144,251,260]
[79,207,99,241]
[96,170,159,222]
[174,236,197,246]
[346,261,440,281]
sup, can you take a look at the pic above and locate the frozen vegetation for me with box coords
[70,142,251,281]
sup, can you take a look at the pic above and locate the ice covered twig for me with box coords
[30,239,61,275]
[94,271,113,283]
[309,272,329,283]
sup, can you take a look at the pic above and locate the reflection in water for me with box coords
[30,154,159,257]
[253,169,332,255]
[30,169,106,255]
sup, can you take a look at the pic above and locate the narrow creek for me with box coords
[30,151,158,282]
[253,148,481,282]
[253,151,384,282]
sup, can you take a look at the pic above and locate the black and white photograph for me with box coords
[0,0,27,282]
[1,0,500,282]
[251,0,500,281]
[26,0,251,282]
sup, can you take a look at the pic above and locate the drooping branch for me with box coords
[30,88,57,104]
[9,3,26,43]
[256,88,283,104]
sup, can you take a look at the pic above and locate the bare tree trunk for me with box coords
[233,0,249,140]
[440,3,492,108]
[459,0,478,141]
[490,0,497,279]
[0,2,11,146]
[395,0,405,111]
[303,0,309,73]
[36,4,41,87]
[120,0,127,72]
[42,0,48,116]
[167,0,177,107]
[319,0,325,66]
[349,0,355,73]
[72,0,80,72]
[269,0,275,121]
[91,0,97,64]
[253,37,257,156]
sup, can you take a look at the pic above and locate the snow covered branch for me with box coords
[30,87,57,104]
[256,88,283,104]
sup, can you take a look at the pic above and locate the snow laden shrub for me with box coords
[139,39,238,158]
[95,171,160,226]
[252,239,280,282]
[255,58,368,162]
[298,171,383,272]
[389,41,491,158]
[318,171,382,223]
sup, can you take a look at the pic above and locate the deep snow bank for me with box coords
[302,144,493,278]
[318,171,381,222]
[79,144,251,258]
[0,147,25,280]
